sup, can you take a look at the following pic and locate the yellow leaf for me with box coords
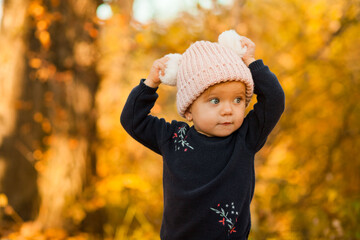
[33,112,43,122]
[0,193,8,207]
[38,31,51,48]
[29,2,45,17]
[29,58,42,69]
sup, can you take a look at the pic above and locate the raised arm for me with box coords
[120,57,173,155]
[244,60,285,152]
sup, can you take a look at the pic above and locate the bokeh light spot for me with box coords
[96,3,113,20]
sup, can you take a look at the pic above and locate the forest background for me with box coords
[0,0,359,239]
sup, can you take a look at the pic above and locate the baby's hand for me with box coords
[144,56,169,88]
[240,37,256,67]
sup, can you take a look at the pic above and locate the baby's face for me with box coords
[185,81,246,137]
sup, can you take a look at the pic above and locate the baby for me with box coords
[121,30,285,240]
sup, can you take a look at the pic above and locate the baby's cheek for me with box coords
[236,116,245,127]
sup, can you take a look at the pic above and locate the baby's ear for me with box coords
[159,53,182,86]
[184,110,193,122]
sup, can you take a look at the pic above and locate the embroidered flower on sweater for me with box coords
[210,202,238,234]
[173,125,194,152]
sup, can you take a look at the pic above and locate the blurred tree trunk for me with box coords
[28,0,101,230]
[1,0,102,230]
[0,0,38,221]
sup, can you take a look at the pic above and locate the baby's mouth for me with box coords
[219,122,232,126]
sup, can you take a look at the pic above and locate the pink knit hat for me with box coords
[159,30,254,118]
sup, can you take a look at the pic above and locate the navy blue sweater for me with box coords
[120,60,285,240]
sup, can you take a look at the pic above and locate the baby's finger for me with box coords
[160,56,170,63]
[153,61,165,71]
[156,57,169,67]
[159,68,166,77]
[244,39,256,50]
[157,64,167,77]
[240,37,254,47]
[159,62,167,73]
[155,56,170,77]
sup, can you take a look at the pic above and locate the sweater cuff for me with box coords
[249,59,265,73]
[140,78,159,93]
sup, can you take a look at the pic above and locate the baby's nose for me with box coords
[220,102,233,115]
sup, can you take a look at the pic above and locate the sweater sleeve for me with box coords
[244,60,285,152]
[120,79,173,155]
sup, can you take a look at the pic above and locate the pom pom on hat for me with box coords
[159,53,182,86]
[218,30,247,57]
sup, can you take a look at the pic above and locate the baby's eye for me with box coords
[234,97,242,103]
[210,98,220,104]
